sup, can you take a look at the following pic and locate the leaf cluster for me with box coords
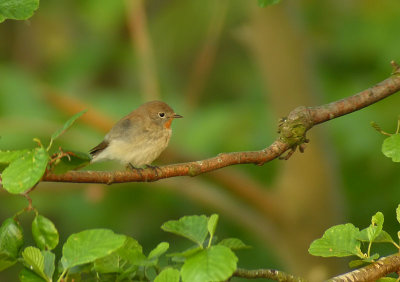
[0,213,249,282]
[309,205,400,273]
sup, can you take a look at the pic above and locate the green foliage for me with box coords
[0,0,39,23]
[61,229,126,269]
[218,238,251,250]
[181,245,237,282]
[258,0,281,8]
[2,147,49,194]
[308,223,363,258]
[0,218,24,271]
[161,215,209,247]
[382,134,400,162]
[154,268,180,282]
[309,207,400,272]
[0,111,87,195]
[32,215,59,251]
[373,120,400,162]
[0,213,245,281]
[22,247,48,281]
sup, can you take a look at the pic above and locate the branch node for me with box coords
[391,60,400,75]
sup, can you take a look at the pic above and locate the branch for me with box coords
[327,254,400,282]
[42,61,400,184]
[232,268,307,281]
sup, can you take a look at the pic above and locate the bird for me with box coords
[89,100,182,168]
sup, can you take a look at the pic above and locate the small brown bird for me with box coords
[90,101,182,167]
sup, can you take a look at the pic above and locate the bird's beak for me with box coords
[173,114,183,118]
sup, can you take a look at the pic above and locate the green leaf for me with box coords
[49,110,87,149]
[22,247,48,281]
[218,238,251,250]
[62,229,126,269]
[154,268,180,282]
[32,215,59,251]
[207,214,218,243]
[94,236,146,274]
[397,204,400,224]
[148,242,169,260]
[257,0,280,8]
[382,134,400,162]
[168,246,203,262]
[0,0,39,23]
[181,245,237,282]
[361,212,384,243]
[2,147,49,194]
[0,218,24,271]
[357,230,394,244]
[42,251,55,280]
[51,150,91,174]
[0,149,30,164]
[308,223,363,258]
[19,268,45,282]
[161,215,208,247]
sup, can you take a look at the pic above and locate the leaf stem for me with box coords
[57,268,68,282]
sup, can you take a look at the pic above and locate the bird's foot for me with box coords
[126,163,144,178]
[145,164,162,177]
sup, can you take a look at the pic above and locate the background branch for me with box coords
[42,62,400,184]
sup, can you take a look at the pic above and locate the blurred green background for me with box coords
[1,0,400,281]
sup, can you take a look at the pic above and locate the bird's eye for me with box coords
[158,112,165,118]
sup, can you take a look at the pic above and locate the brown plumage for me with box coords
[90,101,182,167]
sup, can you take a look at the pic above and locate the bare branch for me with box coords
[42,63,400,184]
[327,254,400,282]
[232,268,307,281]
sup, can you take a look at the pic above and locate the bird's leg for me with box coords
[126,163,144,178]
[145,164,162,177]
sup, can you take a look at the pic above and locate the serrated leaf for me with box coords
[32,215,59,251]
[382,134,400,162]
[50,110,87,146]
[148,242,169,260]
[218,238,251,250]
[62,229,126,269]
[51,150,91,174]
[308,223,363,258]
[22,247,48,281]
[0,218,24,271]
[2,147,49,194]
[207,214,218,241]
[0,149,30,164]
[181,245,237,282]
[19,267,45,282]
[0,0,39,23]
[161,215,208,247]
[154,268,180,282]
[257,0,280,8]
[94,237,146,274]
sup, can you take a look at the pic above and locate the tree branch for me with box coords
[232,268,307,281]
[327,254,400,282]
[42,61,400,184]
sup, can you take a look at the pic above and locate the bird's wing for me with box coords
[89,140,109,157]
